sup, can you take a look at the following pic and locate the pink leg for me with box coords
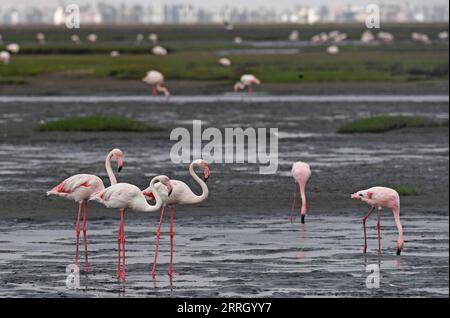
[377,209,382,255]
[152,206,165,278]
[117,210,123,280]
[75,202,82,267]
[362,207,375,253]
[82,200,89,272]
[248,86,253,95]
[121,209,126,280]
[152,86,157,96]
[289,182,298,222]
[168,207,175,278]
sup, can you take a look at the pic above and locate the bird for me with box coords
[291,162,311,224]
[148,33,158,44]
[71,34,81,44]
[326,45,339,54]
[0,51,11,65]
[152,45,168,56]
[142,159,210,278]
[6,43,20,54]
[218,57,232,66]
[233,74,261,94]
[36,32,46,45]
[351,186,404,255]
[142,70,170,96]
[47,148,123,272]
[110,50,120,57]
[89,175,173,281]
[87,34,98,43]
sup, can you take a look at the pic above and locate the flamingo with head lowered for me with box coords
[291,161,311,224]
[142,70,170,97]
[142,159,210,278]
[90,175,172,281]
[47,148,123,272]
[351,186,404,255]
[234,74,261,94]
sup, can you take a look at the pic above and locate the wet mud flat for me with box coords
[0,94,448,297]
[0,211,448,297]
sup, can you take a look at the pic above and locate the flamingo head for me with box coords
[351,190,372,200]
[252,77,261,85]
[111,148,123,172]
[396,238,404,256]
[159,175,173,196]
[197,160,210,182]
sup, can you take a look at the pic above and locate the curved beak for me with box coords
[396,248,402,256]
[203,166,210,182]
[143,191,155,201]
[117,156,123,172]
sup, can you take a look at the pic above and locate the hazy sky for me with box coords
[2,0,449,10]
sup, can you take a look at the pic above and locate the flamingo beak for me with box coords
[396,248,402,256]
[143,191,155,201]
[203,166,210,182]
[117,156,123,172]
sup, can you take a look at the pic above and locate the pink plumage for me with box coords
[291,161,311,224]
[351,186,404,255]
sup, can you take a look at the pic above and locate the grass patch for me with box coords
[0,78,27,85]
[392,185,419,196]
[337,116,441,134]
[35,116,163,132]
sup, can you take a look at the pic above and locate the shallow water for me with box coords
[0,212,447,297]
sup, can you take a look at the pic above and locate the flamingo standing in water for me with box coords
[47,149,123,272]
[90,175,173,280]
[142,70,170,97]
[234,74,261,94]
[351,186,404,255]
[291,161,311,224]
[143,159,210,278]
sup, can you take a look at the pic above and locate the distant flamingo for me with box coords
[143,159,210,278]
[47,149,123,272]
[351,186,404,255]
[0,51,10,65]
[142,70,170,97]
[291,161,311,224]
[234,74,261,94]
[90,176,172,280]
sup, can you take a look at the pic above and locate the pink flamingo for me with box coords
[142,70,170,96]
[142,159,210,278]
[89,175,172,280]
[351,186,404,255]
[291,161,311,224]
[234,74,261,94]
[47,149,123,272]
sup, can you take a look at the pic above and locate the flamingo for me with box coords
[291,162,311,224]
[0,51,10,65]
[89,175,173,280]
[234,74,261,94]
[87,34,98,43]
[36,32,46,45]
[142,70,170,96]
[326,45,339,54]
[142,159,210,278]
[152,45,168,56]
[6,43,20,54]
[351,186,404,255]
[47,148,123,272]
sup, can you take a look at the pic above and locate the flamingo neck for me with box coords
[299,183,307,215]
[156,84,170,96]
[393,205,404,248]
[143,177,164,212]
[188,161,209,204]
[105,151,117,185]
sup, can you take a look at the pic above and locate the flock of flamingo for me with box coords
[47,148,404,282]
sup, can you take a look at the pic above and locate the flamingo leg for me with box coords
[377,208,382,255]
[121,209,126,280]
[168,207,175,278]
[362,207,375,253]
[75,202,82,268]
[289,182,298,222]
[117,209,122,280]
[82,200,89,273]
[248,86,253,95]
[152,206,165,278]
[152,86,157,96]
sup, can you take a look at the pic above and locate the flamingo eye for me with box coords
[359,193,364,197]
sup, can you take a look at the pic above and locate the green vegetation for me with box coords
[337,116,441,134]
[0,78,27,85]
[35,116,163,132]
[393,185,419,196]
